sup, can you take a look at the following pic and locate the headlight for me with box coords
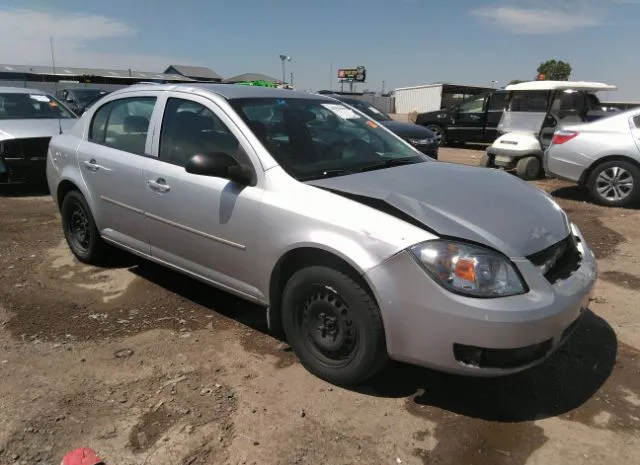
[410,240,527,297]
[408,137,432,146]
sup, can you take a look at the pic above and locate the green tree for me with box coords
[508,79,525,85]
[536,60,572,81]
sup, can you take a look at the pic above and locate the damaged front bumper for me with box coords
[365,226,597,376]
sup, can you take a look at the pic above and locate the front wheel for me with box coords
[61,190,108,264]
[281,266,388,386]
[587,160,640,208]
[426,125,445,146]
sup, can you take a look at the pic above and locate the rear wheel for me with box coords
[61,190,108,264]
[281,266,388,386]
[426,125,445,146]
[516,156,542,180]
[587,160,640,207]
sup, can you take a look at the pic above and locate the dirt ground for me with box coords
[1,147,639,465]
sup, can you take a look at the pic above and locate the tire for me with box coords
[516,156,542,180]
[426,125,445,146]
[587,160,640,208]
[61,190,107,264]
[281,266,388,386]
[479,153,494,168]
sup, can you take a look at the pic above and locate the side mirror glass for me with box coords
[185,152,253,185]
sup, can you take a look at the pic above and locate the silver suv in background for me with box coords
[47,84,597,386]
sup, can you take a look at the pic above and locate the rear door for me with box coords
[76,93,159,253]
[446,93,488,143]
[483,92,508,143]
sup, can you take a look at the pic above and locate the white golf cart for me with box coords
[480,80,617,180]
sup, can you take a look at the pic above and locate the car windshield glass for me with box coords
[497,111,547,134]
[230,97,429,180]
[341,100,391,121]
[72,89,108,105]
[507,91,549,112]
[0,93,76,120]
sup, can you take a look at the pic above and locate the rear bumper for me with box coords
[0,157,47,184]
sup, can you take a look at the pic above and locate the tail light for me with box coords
[551,130,579,145]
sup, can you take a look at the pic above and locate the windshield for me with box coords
[230,97,429,180]
[0,93,76,120]
[340,100,392,121]
[72,89,109,105]
[498,111,547,134]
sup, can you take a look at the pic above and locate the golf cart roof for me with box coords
[505,80,617,92]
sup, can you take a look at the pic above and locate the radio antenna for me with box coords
[50,36,63,134]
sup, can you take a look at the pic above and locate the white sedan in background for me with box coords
[544,107,640,207]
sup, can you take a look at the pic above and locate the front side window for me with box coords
[159,98,239,167]
[633,115,640,128]
[230,97,428,181]
[488,93,508,112]
[88,97,156,155]
[0,93,76,120]
[458,95,486,113]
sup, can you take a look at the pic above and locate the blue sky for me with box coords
[0,0,638,100]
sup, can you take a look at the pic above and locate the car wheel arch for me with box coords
[580,155,640,185]
[267,246,382,337]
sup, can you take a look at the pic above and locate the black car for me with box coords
[330,95,439,159]
[55,88,111,115]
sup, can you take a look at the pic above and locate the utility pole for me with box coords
[329,62,333,91]
[290,72,294,88]
[382,80,385,95]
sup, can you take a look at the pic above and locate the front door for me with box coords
[447,93,488,143]
[632,114,640,153]
[483,92,508,143]
[76,94,158,253]
[142,94,265,301]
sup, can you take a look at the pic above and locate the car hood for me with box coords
[379,120,435,138]
[307,162,570,258]
[0,119,76,140]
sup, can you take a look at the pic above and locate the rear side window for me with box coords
[88,97,156,155]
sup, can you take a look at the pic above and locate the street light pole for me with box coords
[279,54,291,86]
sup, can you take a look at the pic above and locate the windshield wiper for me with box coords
[299,169,356,181]
[358,158,421,173]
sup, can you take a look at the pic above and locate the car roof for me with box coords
[505,80,617,92]
[111,83,333,101]
[0,86,53,95]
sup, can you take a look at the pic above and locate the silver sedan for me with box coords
[47,84,596,386]
[544,108,640,207]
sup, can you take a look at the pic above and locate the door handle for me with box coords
[469,114,482,120]
[83,159,100,172]
[147,178,171,193]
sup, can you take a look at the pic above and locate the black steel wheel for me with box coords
[61,190,107,264]
[282,266,388,386]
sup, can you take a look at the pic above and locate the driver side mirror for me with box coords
[185,152,254,185]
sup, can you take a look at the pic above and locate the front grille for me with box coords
[527,234,581,284]
[1,137,51,159]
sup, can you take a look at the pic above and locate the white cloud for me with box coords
[0,8,192,71]
[471,6,601,34]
